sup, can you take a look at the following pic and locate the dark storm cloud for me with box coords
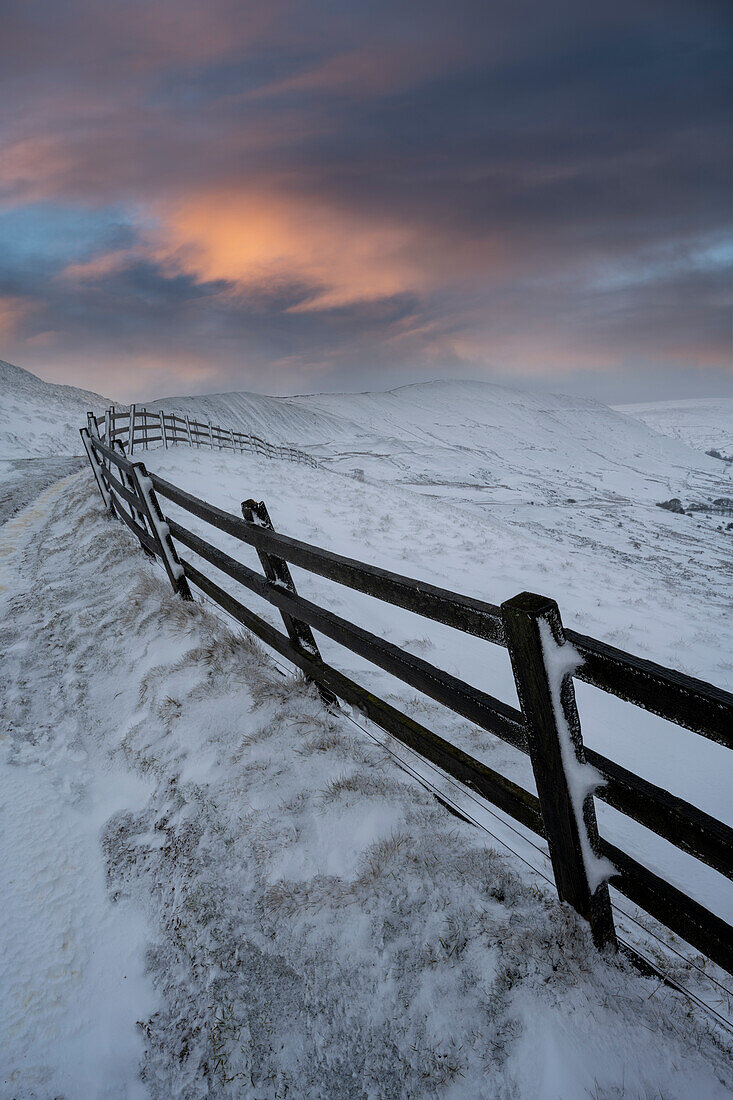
[0,0,730,398]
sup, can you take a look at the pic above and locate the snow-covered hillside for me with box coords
[0,359,114,458]
[155,379,729,511]
[617,397,733,459]
[145,388,354,449]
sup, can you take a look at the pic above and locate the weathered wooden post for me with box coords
[128,403,136,455]
[112,441,144,524]
[111,440,155,557]
[185,415,193,447]
[159,411,168,449]
[129,461,192,600]
[104,407,112,442]
[501,591,616,950]
[241,499,336,705]
[208,421,214,449]
[230,428,236,452]
[80,424,112,512]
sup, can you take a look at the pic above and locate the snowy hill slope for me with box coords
[153,379,728,511]
[290,380,727,504]
[616,397,733,459]
[144,388,357,449]
[0,359,115,458]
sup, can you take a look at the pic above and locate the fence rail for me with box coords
[93,403,320,468]
[80,416,733,976]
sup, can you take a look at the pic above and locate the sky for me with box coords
[0,0,731,404]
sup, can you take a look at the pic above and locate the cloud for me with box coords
[0,0,730,400]
[149,189,436,310]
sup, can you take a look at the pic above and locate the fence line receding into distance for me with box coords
[98,403,320,468]
[80,410,733,978]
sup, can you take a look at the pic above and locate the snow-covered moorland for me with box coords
[1,364,733,1097]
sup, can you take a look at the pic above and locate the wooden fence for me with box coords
[96,404,320,468]
[80,415,733,976]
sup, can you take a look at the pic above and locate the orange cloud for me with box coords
[148,187,512,314]
[152,189,432,309]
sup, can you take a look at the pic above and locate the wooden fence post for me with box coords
[501,591,617,951]
[111,439,152,553]
[208,421,214,449]
[241,498,336,705]
[130,462,192,600]
[80,426,112,512]
[128,403,136,455]
[160,411,168,449]
[185,415,193,446]
[99,409,119,499]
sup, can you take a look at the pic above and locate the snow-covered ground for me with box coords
[1,469,732,1097]
[617,398,733,460]
[146,439,732,923]
[2,364,733,1096]
[0,477,157,1097]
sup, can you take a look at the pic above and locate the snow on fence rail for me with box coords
[80,415,733,978]
[94,403,320,468]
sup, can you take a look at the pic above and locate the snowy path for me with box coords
[0,456,84,525]
[0,477,156,1098]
